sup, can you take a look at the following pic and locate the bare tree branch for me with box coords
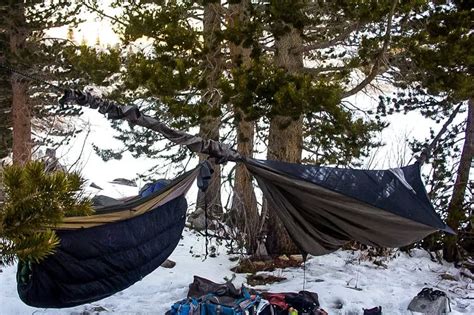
[303,65,348,75]
[342,0,398,99]
[40,37,78,47]
[79,0,127,27]
[295,22,360,54]
[417,103,463,164]
[68,124,91,172]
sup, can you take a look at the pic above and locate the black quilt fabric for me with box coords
[17,196,187,308]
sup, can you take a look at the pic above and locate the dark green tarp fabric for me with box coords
[244,159,452,255]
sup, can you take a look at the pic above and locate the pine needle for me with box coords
[0,161,93,266]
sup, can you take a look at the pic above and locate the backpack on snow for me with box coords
[200,288,261,315]
[167,287,260,315]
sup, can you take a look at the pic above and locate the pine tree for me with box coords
[77,1,227,216]
[0,1,82,164]
[0,161,92,266]
[196,0,225,217]
[6,1,31,164]
[264,1,306,255]
[0,3,11,159]
[228,0,406,254]
[380,1,473,262]
[227,0,260,254]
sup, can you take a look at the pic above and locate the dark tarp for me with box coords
[244,159,453,255]
[17,167,202,308]
[60,89,453,256]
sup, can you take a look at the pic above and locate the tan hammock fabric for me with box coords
[57,168,199,230]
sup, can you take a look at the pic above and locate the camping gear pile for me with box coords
[167,279,452,314]
[166,276,327,315]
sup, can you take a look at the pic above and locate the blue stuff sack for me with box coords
[140,179,171,197]
[166,297,200,315]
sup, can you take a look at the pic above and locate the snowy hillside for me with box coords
[0,107,472,314]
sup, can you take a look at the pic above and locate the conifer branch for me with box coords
[40,37,78,47]
[0,162,93,266]
[303,65,348,75]
[79,0,127,27]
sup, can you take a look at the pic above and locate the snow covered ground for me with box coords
[1,228,472,314]
[0,106,472,314]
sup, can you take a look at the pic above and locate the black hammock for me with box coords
[16,89,453,308]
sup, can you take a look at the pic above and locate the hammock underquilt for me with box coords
[17,196,187,308]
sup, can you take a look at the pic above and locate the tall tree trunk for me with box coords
[9,3,31,165]
[196,1,223,217]
[265,26,304,255]
[0,67,12,160]
[232,116,258,252]
[228,0,259,253]
[0,7,12,160]
[11,81,30,164]
[444,98,474,262]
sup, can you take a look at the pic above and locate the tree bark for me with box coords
[0,7,12,160]
[9,3,31,165]
[0,69,12,160]
[228,0,259,253]
[266,115,303,255]
[196,1,223,217]
[265,26,304,255]
[232,117,258,250]
[11,80,30,164]
[444,99,474,262]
